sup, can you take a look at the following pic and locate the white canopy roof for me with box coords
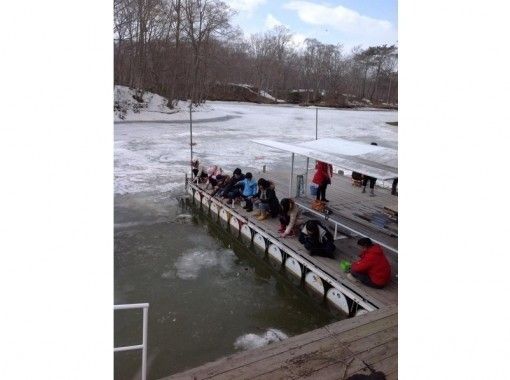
[252,138,398,180]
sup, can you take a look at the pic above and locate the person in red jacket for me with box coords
[312,160,333,202]
[348,237,391,288]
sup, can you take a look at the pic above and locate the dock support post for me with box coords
[289,153,295,197]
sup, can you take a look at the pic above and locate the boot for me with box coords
[370,188,375,197]
[362,187,366,193]
[253,209,262,217]
[256,211,268,221]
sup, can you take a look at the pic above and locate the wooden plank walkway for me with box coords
[260,169,398,253]
[160,305,397,380]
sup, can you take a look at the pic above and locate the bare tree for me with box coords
[114,0,397,107]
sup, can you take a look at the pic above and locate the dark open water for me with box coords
[114,191,339,379]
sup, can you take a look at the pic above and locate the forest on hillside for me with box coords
[114,0,398,107]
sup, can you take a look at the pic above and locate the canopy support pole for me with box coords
[289,153,295,197]
[305,157,309,196]
[189,103,193,176]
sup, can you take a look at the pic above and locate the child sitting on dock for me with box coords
[235,172,258,211]
[210,174,230,195]
[213,168,245,198]
[252,178,280,221]
[193,166,208,184]
[279,198,302,238]
[298,220,336,258]
[347,238,391,289]
[205,165,224,189]
[191,158,200,178]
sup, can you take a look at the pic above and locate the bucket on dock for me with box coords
[309,184,318,196]
[340,260,351,272]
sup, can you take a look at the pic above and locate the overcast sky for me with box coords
[224,0,397,51]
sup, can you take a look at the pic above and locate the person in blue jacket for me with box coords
[235,172,258,211]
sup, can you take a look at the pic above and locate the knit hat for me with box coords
[357,237,373,247]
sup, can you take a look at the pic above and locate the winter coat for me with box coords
[255,182,280,217]
[207,165,223,178]
[351,244,391,287]
[218,173,245,196]
[312,161,333,185]
[236,178,258,197]
[298,221,335,258]
[281,204,303,235]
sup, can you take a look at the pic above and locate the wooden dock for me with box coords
[160,305,397,380]
[192,169,399,309]
[171,168,398,379]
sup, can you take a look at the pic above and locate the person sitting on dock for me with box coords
[191,159,209,184]
[212,168,245,198]
[279,198,302,238]
[235,172,258,211]
[347,238,391,289]
[252,178,280,221]
[298,220,336,259]
[210,174,230,195]
[205,165,224,190]
[191,158,200,178]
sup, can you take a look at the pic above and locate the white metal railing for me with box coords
[114,303,149,380]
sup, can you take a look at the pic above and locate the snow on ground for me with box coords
[114,85,175,120]
[114,100,397,195]
[229,83,285,103]
[114,85,217,121]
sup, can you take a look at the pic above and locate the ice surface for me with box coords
[174,248,235,280]
[234,328,288,350]
[115,100,397,194]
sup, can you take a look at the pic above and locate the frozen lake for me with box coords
[114,101,398,195]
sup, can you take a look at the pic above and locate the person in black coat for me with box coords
[298,220,336,258]
[252,178,280,220]
[213,168,245,198]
